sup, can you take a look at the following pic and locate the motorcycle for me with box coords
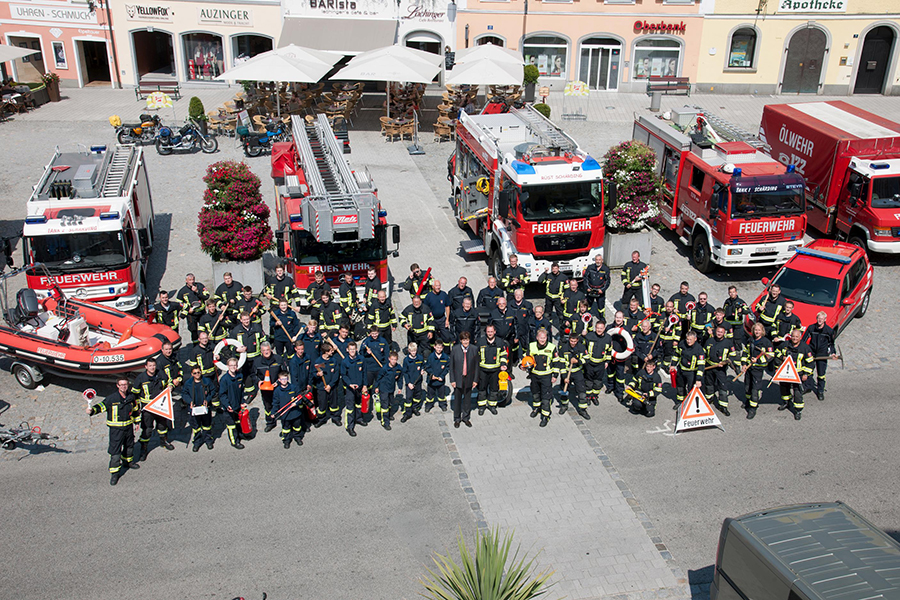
[155,119,218,155]
[238,120,290,157]
[109,113,162,145]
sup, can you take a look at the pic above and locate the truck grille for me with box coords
[742,231,792,244]
[533,232,592,253]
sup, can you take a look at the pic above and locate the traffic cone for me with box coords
[259,370,275,391]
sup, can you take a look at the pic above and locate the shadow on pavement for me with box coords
[689,565,714,599]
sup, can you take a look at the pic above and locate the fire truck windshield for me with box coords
[291,228,387,265]
[520,182,602,222]
[730,175,805,219]
[870,176,900,208]
[27,232,128,269]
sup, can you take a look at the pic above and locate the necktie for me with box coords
[462,348,467,377]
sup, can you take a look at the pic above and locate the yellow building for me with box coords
[696,0,900,95]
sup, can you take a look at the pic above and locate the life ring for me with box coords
[475,177,490,194]
[608,326,635,361]
[214,338,247,372]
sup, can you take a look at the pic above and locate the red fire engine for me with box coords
[450,105,606,279]
[633,108,807,273]
[271,115,400,304]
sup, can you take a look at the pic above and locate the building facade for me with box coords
[696,0,900,95]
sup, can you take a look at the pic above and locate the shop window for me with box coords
[232,35,272,67]
[523,35,568,78]
[476,36,505,47]
[728,28,757,68]
[632,38,681,79]
[184,32,224,80]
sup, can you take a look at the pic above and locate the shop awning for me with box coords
[279,17,397,55]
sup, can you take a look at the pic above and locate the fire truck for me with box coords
[633,108,807,273]
[271,114,400,305]
[450,105,605,279]
[22,144,155,311]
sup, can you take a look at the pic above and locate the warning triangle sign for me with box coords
[772,355,802,384]
[143,387,174,423]
[675,387,723,434]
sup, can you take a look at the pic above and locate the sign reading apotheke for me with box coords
[125,4,174,22]
[10,3,97,24]
[198,6,253,26]
[778,0,845,12]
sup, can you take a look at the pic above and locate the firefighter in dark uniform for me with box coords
[777,329,813,420]
[802,311,837,401]
[476,276,504,309]
[402,263,433,299]
[622,297,644,335]
[263,264,300,307]
[753,283,786,338]
[198,300,227,343]
[632,319,656,372]
[367,289,397,342]
[555,334,590,420]
[312,343,340,427]
[187,331,218,409]
[627,359,662,418]
[178,273,210,344]
[584,320,611,407]
[230,311,265,400]
[620,250,648,308]
[298,321,323,363]
[447,277,474,312]
[583,254,611,320]
[287,340,313,440]
[509,289,533,362]
[360,326,389,393]
[477,324,508,415]
[538,262,567,327]
[272,370,303,448]
[723,285,748,351]
[400,294,434,354]
[215,272,243,327]
[773,300,803,348]
[705,325,735,416]
[647,283,665,324]
[218,357,246,449]
[710,309,733,342]
[318,291,348,340]
[490,297,519,365]
[340,341,367,436]
[658,301,682,368]
[561,279,585,336]
[742,322,774,420]
[690,292,716,345]
[607,312,630,403]
[527,305,552,346]
[363,266,382,309]
[424,279,452,345]
[305,271,331,321]
[669,329,705,408]
[253,341,284,432]
[156,341,183,391]
[450,296,478,342]
[499,254,529,299]
[401,341,427,422]
[154,290,182,336]
[525,328,557,427]
[234,286,264,327]
[668,282,695,338]
[424,339,450,412]
[569,301,593,341]
[182,365,214,451]
[86,377,139,485]
[270,298,300,357]
[374,352,403,429]
[336,272,358,317]
[132,358,172,460]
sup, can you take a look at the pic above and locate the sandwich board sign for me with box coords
[675,387,723,434]
[143,387,174,423]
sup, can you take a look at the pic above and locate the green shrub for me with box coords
[523,64,540,86]
[533,103,551,119]
[188,96,206,121]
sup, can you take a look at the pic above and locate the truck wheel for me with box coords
[489,251,502,279]
[856,289,871,319]
[848,233,867,254]
[691,236,714,274]
[13,364,38,390]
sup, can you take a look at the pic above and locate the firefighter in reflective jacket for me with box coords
[526,328,557,428]
[131,358,173,460]
[690,292,716,345]
[403,263,432,299]
[668,282,695,338]
[400,295,434,353]
[555,334,590,420]
[263,264,300,307]
[583,254,610,319]
[230,312,265,399]
[742,322,774,420]
[187,331,218,404]
[704,325,735,416]
[490,297,519,359]
[723,285,748,350]
[253,342,284,432]
[777,329,813,420]
[584,320,612,406]
[608,312,630,403]
[155,341,183,391]
[218,357,246,449]
[340,341,367,436]
[272,371,303,449]
[337,272,359,315]
[499,254,529,298]
[198,300,227,343]
[313,344,341,426]
[802,311,837,401]
[215,272,243,326]
[561,279,585,333]
[620,251,648,308]
[182,365,214,452]
[87,377,139,486]
[658,301,682,367]
[234,286,264,326]
[424,339,450,412]
[669,330,705,408]
[305,271,332,320]
[154,290,182,334]
[178,274,210,344]
[477,324,508,415]
[773,300,803,347]
[627,359,662,418]
[318,292,349,338]
[270,299,300,357]
[363,266,382,308]
[754,283,786,338]
[367,289,397,340]
[538,262,567,326]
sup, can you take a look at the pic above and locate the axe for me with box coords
[415,267,432,297]
[812,346,844,369]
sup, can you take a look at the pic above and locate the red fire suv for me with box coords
[747,240,873,336]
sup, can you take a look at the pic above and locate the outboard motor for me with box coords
[15,288,40,323]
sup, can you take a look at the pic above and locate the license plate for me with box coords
[756,247,776,253]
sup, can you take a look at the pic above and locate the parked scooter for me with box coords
[109,113,162,145]
[155,119,218,155]
[238,120,290,157]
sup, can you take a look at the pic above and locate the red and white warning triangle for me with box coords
[675,387,723,434]
[143,386,175,423]
[772,355,802,385]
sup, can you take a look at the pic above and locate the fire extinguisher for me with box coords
[361,391,370,414]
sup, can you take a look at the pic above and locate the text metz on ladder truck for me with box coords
[449,104,607,280]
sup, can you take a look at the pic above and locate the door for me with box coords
[79,41,111,85]
[782,27,827,94]
[132,30,175,79]
[854,26,894,94]
[579,46,620,91]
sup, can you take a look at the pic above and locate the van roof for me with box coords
[731,502,900,599]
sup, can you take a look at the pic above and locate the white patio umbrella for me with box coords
[0,43,39,63]
[344,44,443,71]
[455,44,525,66]
[445,59,523,86]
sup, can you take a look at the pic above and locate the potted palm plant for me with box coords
[523,64,540,104]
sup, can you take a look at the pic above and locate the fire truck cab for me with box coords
[22,144,155,311]
[634,109,806,273]
[451,105,605,280]
[272,115,400,305]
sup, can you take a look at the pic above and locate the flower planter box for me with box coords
[211,257,264,295]
[603,230,653,268]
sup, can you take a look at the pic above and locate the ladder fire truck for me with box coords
[271,115,400,305]
[21,144,155,311]
[449,105,606,279]
[633,107,807,273]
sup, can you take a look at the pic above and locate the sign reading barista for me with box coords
[198,6,253,27]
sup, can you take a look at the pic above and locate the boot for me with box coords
[126,461,139,470]
[817,391,825,401]
[477,407,485,416]
[777,402,789,411]
[314,417,327,428]
[488,406,497,415]
[530,408,540,418]
[348,428,357,437]
[283,440,291,449]
[719,405,730,417]
[110,473,120,486]
[577,408,591,420]
[629,402,641,415]
[558,404,568,415]
[264,423,276,433]
[232,440,245,449]
[591,396,599,406]
[746,407,757,420]
[539,416,549,428]
[192,444,201,453]
[794,410,802,421]
[161,435,174,451]
[400,415,411,423]
[139,443,148,461]
[383,421,392,431]
[645,407,655,418]
[206,442,214,450]
[425,404,433,413]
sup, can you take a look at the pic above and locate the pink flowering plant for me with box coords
[602,140,664,232]
[197,161,273,261]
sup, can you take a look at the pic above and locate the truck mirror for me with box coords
[606,181,618,211]
[498,189,511,218]
[274,230,285,258]
[849,182,862,204]
[391,224,401,245]
[518,191,529,215]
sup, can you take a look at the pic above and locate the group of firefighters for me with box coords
[88,251,839,485]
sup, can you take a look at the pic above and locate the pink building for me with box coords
[456,0,703,92]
